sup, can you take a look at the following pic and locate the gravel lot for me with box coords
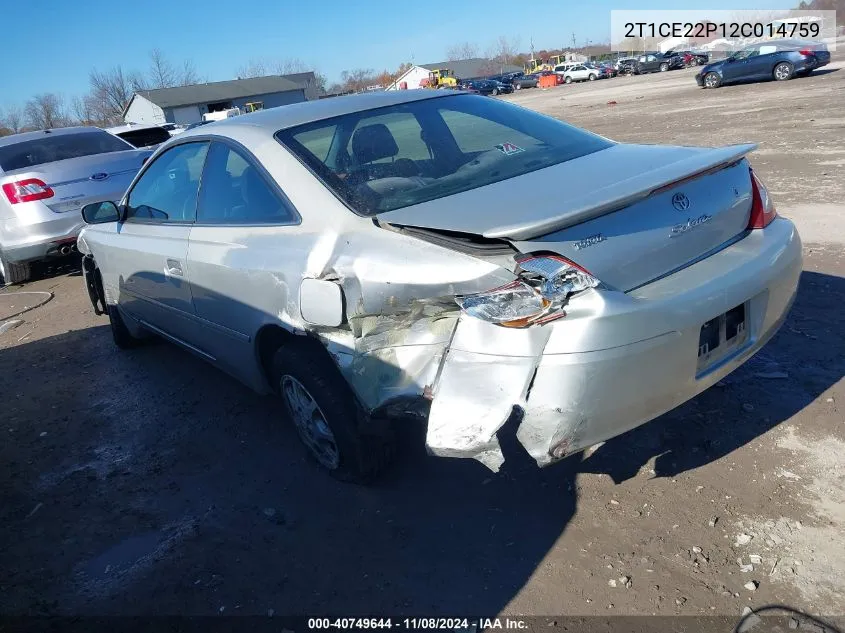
[2,55,844,625]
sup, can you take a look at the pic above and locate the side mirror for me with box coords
[82,201,121,224]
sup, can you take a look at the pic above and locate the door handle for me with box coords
[165,259,183,277]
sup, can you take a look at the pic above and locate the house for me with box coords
[385,58,523,90]
[122,73,317,125]
[658,36,689,53]
[556,50,588,63]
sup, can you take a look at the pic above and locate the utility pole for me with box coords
[571,32,576,49]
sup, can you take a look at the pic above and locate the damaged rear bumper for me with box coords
[425,218,802,470]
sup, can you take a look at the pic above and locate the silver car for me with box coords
[0,127,152,284]
[77,91,802,483]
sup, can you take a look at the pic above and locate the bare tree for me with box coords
[339,68,376,92]
[180,59,201,86]
[148,48,176,89]
[446,42,479,61]
[313,71,328,94]
[493,35,520,65]
[89,66,146,123]
[71,95,96,125]
[237,58,268,79]
[2,104,24,133]
[25,93,66,129]
[272,58,310,74]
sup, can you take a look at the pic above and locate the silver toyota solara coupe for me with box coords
[77,90,801,483]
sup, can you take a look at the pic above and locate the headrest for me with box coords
[351,123,398,164]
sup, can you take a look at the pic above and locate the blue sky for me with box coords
[3,0,795,109]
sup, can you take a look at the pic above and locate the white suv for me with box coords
[561,65,599,83]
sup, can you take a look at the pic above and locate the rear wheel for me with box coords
[271,341,394,484]
[564,76,573,84]
[659,62,669,72]
[703,72,721,89]
[774,62,794,81]
[515,82,522,90]
[588,73,596,81]
[0,254,31,286]
[491,87,499,96]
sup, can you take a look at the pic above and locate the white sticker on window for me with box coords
[494,142,525,156]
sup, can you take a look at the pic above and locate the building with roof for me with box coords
[385,58,523,91]
[122,73,317,125]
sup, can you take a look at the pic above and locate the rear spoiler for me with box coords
[485,143,757,240]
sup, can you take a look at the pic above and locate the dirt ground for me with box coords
[2,54,844,626]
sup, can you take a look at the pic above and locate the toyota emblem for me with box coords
[672,192,691,211]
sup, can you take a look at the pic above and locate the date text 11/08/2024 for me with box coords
[307,618,529,630]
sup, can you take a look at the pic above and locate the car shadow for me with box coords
[0,270,841,617]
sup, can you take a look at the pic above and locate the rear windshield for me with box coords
[276,94,612,216]
[0,130,131,172]
[116,127,171,148]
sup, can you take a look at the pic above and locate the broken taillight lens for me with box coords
[748,170,777,229]
[455,255,600,328]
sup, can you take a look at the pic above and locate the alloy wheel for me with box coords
[281,375,340,470]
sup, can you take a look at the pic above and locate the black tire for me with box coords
[564,76,572,84]
[0,253,31,286]
[491,88,499,96]
[271,341,394,484]
[108,305,141,349]
[659,63,669,72]
[515,82,522,90]
[588,73,596,81]
[703,72,721,89]
[774,62,794,81]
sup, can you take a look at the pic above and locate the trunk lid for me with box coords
[1,149,150,214]
[379,143,757,291]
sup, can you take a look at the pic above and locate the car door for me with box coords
[723,48,759,82]
[187,139,301,383]
[747,45,779,79]
[113,140,208,342]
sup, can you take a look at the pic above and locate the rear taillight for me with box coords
[748,170,777,229]
[456,255,601,328]
[2,178,54,204]
[799,49,814,57]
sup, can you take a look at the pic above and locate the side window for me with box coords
[197,142,295,224]
[293,125,337,162]
[638,56,647,62]
[346,111,429,165]
[125,142,208,223]
[759,45,777,55]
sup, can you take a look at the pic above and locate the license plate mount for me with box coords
[697,302,748,373]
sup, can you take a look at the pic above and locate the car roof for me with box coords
[198,89,450,133]
[104,123,167,133]
[0,126,103,148]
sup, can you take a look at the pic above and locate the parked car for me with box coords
[696,39,830,88]
[671,50,710,66]
[158,122,187,136]
[598,62,618,77]
[105,123,173,149]
[463,79,510,95]
[560,64,601,83]
[615,57,638,74]
[0,127,152,284]
[185,120,214,131]
[633,53,685,74]
[510,74,540,89]
[77,90,801,483]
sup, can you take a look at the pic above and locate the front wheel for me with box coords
[659,63,669,72]
[564,76,572,84]
[272,342,394,484]
[703,72,721,89]
[774,62,794,81]
[108,305,142,349]
[491,87,499,96]
[515,82,522,90]
[588,73,596,81]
